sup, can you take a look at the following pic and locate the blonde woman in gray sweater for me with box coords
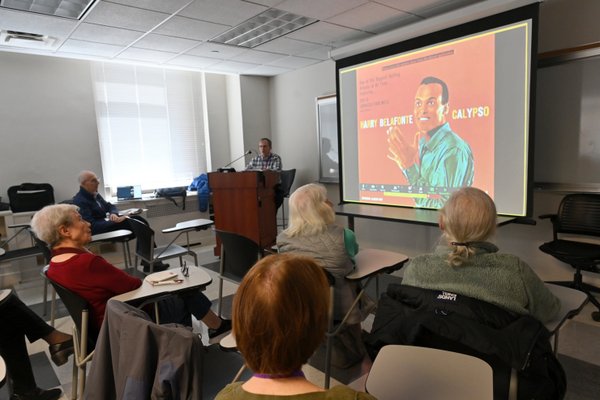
[402,187,560,323]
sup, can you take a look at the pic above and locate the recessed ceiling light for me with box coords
[209,8,318,48]
[0,0,97,20]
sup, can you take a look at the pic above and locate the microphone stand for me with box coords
[218,150,252,172]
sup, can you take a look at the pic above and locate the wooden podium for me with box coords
[208,170,279,255]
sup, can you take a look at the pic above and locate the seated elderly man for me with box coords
[72,170,167,272]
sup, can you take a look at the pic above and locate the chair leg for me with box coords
[71,359,78,400]
[218,277,224,318]
[50,287,56,327]
[42,278,48,316]
[120,241,129,269]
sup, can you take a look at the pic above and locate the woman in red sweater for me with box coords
[31,204,230,338]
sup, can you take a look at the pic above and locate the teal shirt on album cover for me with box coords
[403,122,474,208]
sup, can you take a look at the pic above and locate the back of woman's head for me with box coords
[31,204,79,247]
[233,253,330,374]
[440,187,497,267]
[285,183,334,237]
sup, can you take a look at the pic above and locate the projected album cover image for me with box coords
[355,34,495,209]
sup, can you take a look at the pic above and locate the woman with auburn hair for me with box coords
[215,254,375,399]
[402,187,560,323]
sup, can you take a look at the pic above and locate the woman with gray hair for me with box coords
[277,183,366,367]
[30,204,231,337]
[402,187,560,323]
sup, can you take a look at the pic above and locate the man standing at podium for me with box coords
[246,138,284,208]
[246,138,282,171]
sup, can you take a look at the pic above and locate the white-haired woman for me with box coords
[31,204,231,337]
[277,183,365,367]
[402,187,560,323]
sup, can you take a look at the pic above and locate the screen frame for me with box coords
[335,3,539,218]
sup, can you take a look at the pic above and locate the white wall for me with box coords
[241,75,272,156]
[270,60,336,189]
[0,52,101,202]
[268,0,600,285]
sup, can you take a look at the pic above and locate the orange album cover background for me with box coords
[355,34,496,204]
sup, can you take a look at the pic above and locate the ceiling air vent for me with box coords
[0,0,97,20]
[0,30,57,49]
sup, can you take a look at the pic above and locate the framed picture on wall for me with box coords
[317,94,339,183]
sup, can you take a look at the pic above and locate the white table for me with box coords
[90,229,133,268]
[112,265,212,324]
[112,265,212,304]
[544,283,589,353]
[366,345,493,400]
[162,218,214,251]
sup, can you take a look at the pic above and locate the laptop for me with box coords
[116,185,143,200]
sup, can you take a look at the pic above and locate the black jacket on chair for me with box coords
[366,284,566,400]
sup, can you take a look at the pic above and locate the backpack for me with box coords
[154,187,187,210]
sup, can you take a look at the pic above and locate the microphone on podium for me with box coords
[218,150,252,172]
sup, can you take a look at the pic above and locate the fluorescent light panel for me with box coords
[210,8,318,48]
[0,0,97,20]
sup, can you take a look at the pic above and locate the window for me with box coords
[91,62,207,193]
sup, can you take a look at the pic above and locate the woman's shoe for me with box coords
[10,388,62,400]
[209,318,232,339]
[49,338,74,366]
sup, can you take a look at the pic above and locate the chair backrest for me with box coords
[44,267,98,351]
[555,194,600,238]
[216,230,260,282]
[8,183,55,212]
[86,299,204,399]
[279,169,296,198]
[366,344,493,400]
[127,217,155,261]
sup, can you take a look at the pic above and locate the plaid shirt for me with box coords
[246,153,282,171]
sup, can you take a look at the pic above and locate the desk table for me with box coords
[112,265,212,304]
[112,265,212,323]
[162,218,214,250]
[90,229,133,268]
[544,283,589,353]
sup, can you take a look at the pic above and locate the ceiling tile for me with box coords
[83,1,169,32]
[208,60,261,74]
[185,42,247,59]
[241,0,284,7]
[327,2,419,34]
[374,0,443,12]
[0,8,77,37]
[58,39,123,58]
[245,64,292,76]
[105,0,192,14]
[116,47,177,63]
[133,34,200,53]
[413,0,483,18]
[297,45,332,61]
[167,54,222,68]
[153,16,229,41]
[70,23,144,46]
[256,37,322,55]
[178,0,267,27]
[276,0,368,20]
[286,21,372,47]
[267,55,319,69]
[230,48,285,64]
